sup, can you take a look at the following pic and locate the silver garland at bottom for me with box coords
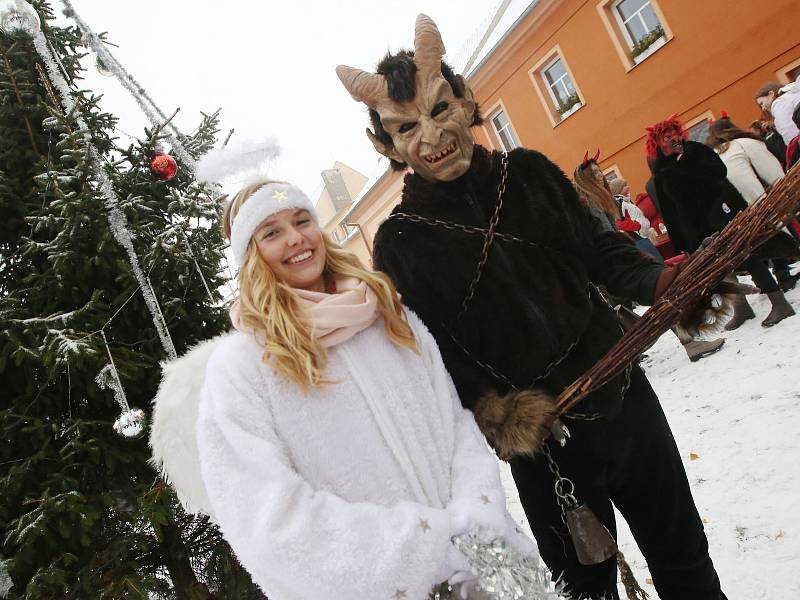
[450,532,568,600]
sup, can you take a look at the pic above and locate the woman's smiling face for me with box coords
[254,208,326,292]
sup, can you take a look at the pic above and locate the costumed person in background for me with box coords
[149,179,553,600]
[574,155,724,361]
[755,81,800,146]
[645,114,796,329]
[706,112,798,292]
[336,14,740,600]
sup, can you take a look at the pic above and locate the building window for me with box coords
[529,46,586,127]
[332,223,356,244]
[542,57,582,119]
[776,57,800,84]
[597,0,672,70]
[685,111,714,145]
[603,166,622,183]
[490,108,519,151]
[613,0,666,63]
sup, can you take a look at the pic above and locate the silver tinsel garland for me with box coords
[30,26,177,360]
[450,532,568,600]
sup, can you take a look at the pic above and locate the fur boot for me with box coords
[762,291,796,327]
[473,388,557,460]
[724,295,755,331]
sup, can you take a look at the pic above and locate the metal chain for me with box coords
[588,283,635,402]
[457,151,509,323]
[387,211,547,250]
[540,444,579,524]
[447,328,583,395]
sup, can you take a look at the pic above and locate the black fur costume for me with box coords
[648,140,747,254]
[647,140,798,295]
[374,145,661,417]
[374,145,728,600]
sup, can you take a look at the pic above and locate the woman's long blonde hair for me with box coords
[224,180,417,390]
[573,161,618,219]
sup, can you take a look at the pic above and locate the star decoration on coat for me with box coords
[480,494,491,504]
[272,190,287,201]
[418,518,431,533]
[393,589,408,599]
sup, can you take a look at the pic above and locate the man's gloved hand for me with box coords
[616,211,642,233]
[653,257,759,339]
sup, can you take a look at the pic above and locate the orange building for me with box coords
[325,0,800,265]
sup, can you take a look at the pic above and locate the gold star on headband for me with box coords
[272,190,288,201]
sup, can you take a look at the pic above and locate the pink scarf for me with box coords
[293,277,379,347]
[230,277,379,347]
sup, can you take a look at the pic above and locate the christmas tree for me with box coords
[0,1,262,597]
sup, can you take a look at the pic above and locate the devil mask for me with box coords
[336,15,478,182]
[645,114,688,160]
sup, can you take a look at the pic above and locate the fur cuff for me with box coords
[473,388,558,460]
[675,292,737,340]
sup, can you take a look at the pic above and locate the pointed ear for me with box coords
[366,128,403,163]
[455,75,477,122]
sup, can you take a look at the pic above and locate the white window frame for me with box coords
[489,108,520,151]
[542,56,576,111]
[776,57,800,84]
[332,223,356,244]
[529,45,586,127]
[603,166,622,183]
[684,110,714,145]
[611,0,662,49]
[540,56,582,121]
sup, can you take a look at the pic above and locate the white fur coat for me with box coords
[151,310,534,600]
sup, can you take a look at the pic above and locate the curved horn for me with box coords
[593,148,601,161]
[582,151,589,164]
[336,65,386,107]
[414,14,446,73]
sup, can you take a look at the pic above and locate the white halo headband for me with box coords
[230,183,319,266]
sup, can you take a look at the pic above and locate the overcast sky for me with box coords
[59,0,505,197]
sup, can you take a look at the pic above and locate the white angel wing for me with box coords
[149,333,231,520]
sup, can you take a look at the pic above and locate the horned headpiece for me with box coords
[580,149,601,168]
[335,14,446,110]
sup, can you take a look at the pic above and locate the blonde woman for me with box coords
[150,180,546,600]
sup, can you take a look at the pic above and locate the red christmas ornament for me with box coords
[150,152,177,181]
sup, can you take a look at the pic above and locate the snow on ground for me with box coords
[500,283,800,599]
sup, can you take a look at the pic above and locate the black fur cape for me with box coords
[648,140,748,253]
[648,140,799,260]
[373,146,664,418]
